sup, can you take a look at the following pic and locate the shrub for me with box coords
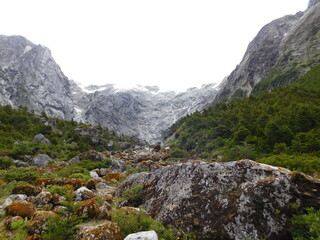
[46,185,69,196]
[1,167,41,183]
[290,207,320,240]
[43,215,84,240]
[110,209,176,240]
[170,148,188,158]
[122,184,144,207]
[257,154,320,174]
[0,157,14,169]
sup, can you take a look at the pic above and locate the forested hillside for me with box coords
[166,65,320,174]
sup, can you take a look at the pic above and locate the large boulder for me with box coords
[5,201,37,219]
[32,134,51,145]
[74,127,99,144]
[28,211,58,235]
[76,220,122,240]
[68,150,106,165]
[115,160,320,240]
[32,154,51,167]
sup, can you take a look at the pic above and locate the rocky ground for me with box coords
[0,146,319,240]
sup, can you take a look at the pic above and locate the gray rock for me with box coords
[110,159,127,173]
[213,3,320,103]
[124,230,158,240]
[89,171,99,179]
[72,84,217,144]
[33,134,51,144]
[75,187,95,201]
[116,160,320,240]
[74,127,99,144]
[14,160,29,167]
[0,35,75,120]
[1,194,27,209]
[32,154,51,167]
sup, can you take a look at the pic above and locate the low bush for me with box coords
[257,154,320,174]
[0,157,14,169]
[111,209,176,240]
[290,207,320,240]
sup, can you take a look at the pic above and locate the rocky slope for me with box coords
[72,84,217,143]
[213,0,320,103]
[0,35,75,119]
[116,160,320,240]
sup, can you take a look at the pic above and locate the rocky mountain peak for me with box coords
[0,35,75,120]
[308,0,320,8]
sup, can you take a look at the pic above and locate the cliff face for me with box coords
[213,1,320,103]
[72,84,217,144]
[0,35,75,119]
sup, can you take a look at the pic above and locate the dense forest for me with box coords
[166,64,320,175]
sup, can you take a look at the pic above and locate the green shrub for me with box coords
[258,154,320,174]
[43,215,84,240]
[1,167,41,183]
[0,181,30,201]
[0,157,14,169]
[46,185,69,196]
[290,207,320,240]
[111,209,176,240]
[170,148,188,158]
[122,184,144,207]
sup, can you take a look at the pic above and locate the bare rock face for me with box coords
[0,35,75,119]
[115,160,320,240]
[72,84,217,144]
[213,2,320,103]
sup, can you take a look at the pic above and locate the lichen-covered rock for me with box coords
[110,159,127,173]
[75,199,101,219]
[74,127,100,144]
[34,191,52,206]
[35,177,85,189]
[12,184,41,196]
[86,178,102,190]
[28,211,58,235]
[32,154,51,167]
[115,160,320,240]
[4,216,24,230]
[105,173,122,183]
[75,187,95,201]
[76,220,122,240]
[124,230,158,240]
[1,194,27,209]
[68,150,106,165]
[5,201,37,218]
[32,134,51,144]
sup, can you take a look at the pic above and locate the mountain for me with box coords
[213,0,320,103]
[0,35,217,143]
[0,35,75,120]
[71,83,217,144]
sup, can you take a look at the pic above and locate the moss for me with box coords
[12,184,41,196]
[5,201,37,219]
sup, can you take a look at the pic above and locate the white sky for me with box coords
[1,0,309,91]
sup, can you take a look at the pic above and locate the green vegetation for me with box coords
[258,154,320,174]
[167,86,320,174]
[111,209,176,240]
[121,184,144,207]
[43,215,84,240]
[0,105,139,161]
[290,208,320,240]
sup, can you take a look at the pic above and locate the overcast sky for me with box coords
[1,0,309,91]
